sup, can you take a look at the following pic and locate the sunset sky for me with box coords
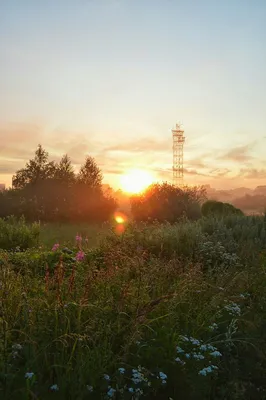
[0,0,266,190]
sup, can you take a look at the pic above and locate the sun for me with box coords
[120,169,154,194]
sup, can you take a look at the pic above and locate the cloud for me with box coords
[103,137,171,153]
[238,168,266,179]
[219,143,255,162]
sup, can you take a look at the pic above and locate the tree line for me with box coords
[0,145,117,222]
[0,145,245,223]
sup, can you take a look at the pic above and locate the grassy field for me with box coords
[39,222,110,249]
[1,215,266,399]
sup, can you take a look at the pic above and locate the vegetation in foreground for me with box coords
[1,215,266,399]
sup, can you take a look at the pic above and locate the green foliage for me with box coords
[131,182,205,223]
[202,200,244,217]
[1,216,266,399]
[0,216,40,250]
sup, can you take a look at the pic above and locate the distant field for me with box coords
[39,222,111,248]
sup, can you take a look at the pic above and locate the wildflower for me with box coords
[107,387,116,397]
[210,351,222,357]
[104,374,110,381]
[175,357,186,365]
[176,346,184,353]
[224,301,241,316]
[25,372,34,379]
[162,380,167,384]
[185,353,191,359]
[128,387,134,393]
[50,384,59,391]
[118,367,125,374]
[52,243,60,251]
[75,234,82,242]
[192,353,205,360]
[159,372,167,380]
[179,335,189,342]
[190,338,201,346]
[75,250,85,262]
[198,365,218,376]
[12,344,22,351]
[208,323,218,331]
[87,385,93,392]
[136,388,144,394]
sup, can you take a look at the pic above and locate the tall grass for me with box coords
[1,215,266,399]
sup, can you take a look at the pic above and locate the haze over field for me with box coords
[0,0,265,189]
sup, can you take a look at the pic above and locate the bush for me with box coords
[0,216,40,250]
[202,200,244,218]
[130,183,205,223]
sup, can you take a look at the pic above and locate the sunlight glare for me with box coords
[120,169,154,194]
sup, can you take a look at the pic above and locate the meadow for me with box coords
[1,215,266,399]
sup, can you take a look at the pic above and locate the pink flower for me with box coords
[75,250,85,262]
[52,243,60,251]
[75,234,82,242]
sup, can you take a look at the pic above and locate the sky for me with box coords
[0,0,266,190]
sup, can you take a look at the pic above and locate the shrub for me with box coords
[0,216,40,250]
[202,200,244,218]
[130,183,205,223]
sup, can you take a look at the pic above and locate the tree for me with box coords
[54,154,75,184]
[131,182,204,223]
[12,145,56,189]
[77,156,102,189]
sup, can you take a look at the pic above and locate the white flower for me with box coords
[12,344,22,351]
[118,367,125,374]
[159,372,167,380]
[176,346,184,353]
[25,372,34,379]
[208,323,218,331]
[210,351,222,357]
[175,357,186,365]
[128,387,134,393]
[50,384,59,391]
[87,385,93,392]
[162,380,167,384]
[192,353,205,360]
[224,301,241,316]
[107,387,116,397]
[104,374,110,381]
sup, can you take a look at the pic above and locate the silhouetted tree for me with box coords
[54,154,75,184]
[1,146,117,222]
[77,156,102,189]
[12,145,56,189]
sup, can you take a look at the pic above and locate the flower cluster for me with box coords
[75,234,82,242]
[175,335,222,376]
[52,243,60,252]
[198,365,218,376]
[158,371,167,384]
[75,250,85,262]
[224,301,241,316]
[25,372,34,379]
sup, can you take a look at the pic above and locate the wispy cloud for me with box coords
[218,143,255,162]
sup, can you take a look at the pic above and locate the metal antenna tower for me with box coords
[172,123,185,187]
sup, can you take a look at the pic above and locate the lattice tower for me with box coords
[172,123,185,187]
